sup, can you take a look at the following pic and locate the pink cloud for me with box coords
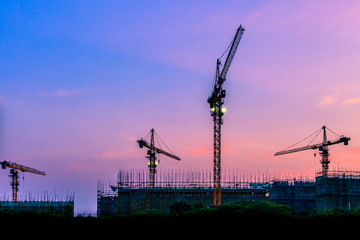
[343,97,360,105]
[55,89,72,97]
[191,146,213,156]
[55,88,92,97]
[36,88,94,97]
[69,163,89,172]
[318,94,339,106]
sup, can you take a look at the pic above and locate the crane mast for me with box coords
[207,25,245,205]
[1,160,46,202]
[148,129,157,188]
[320,126,330,176]
[274,126,350,176]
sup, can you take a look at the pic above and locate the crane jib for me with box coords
[219,25,245,81]
[0,161,46,176]
[274,137,351,156]
[137,139,181,161]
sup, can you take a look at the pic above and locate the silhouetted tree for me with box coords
[170,201,192,215]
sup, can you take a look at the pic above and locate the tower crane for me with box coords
[1,160,46,202]
[137,128,181,187]
[274,126,350,176]
[207,25,245,205]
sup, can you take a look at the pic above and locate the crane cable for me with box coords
[219,37,234,60]
[211,33,234,91]
[154,130,176,155]
[142,131,152,142]
[211,63,217,91]
[280,127,323,152]
[279,126,343,153]
[308,128,322,145]
[325,126,342,138]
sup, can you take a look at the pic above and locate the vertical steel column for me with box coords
[10,169,19,202]
[321,126,330,177]
[148,129,157,188]
[213,101,222,205]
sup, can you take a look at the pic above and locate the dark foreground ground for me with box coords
[2,202,359,237]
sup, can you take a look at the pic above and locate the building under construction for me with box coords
[0,192,75,216]
[97,169,270,216]
[97,170,360,216]
[0,200,74,216]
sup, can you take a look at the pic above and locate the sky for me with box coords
[1,0,360,215]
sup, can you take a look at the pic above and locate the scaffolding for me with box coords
[98,169,360,216]
[269,171,360,212]
[316,170,360,210]
[114,169,272,189]
[97,169,270,216]
[0,191,75,216]
[269,179,316,212]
